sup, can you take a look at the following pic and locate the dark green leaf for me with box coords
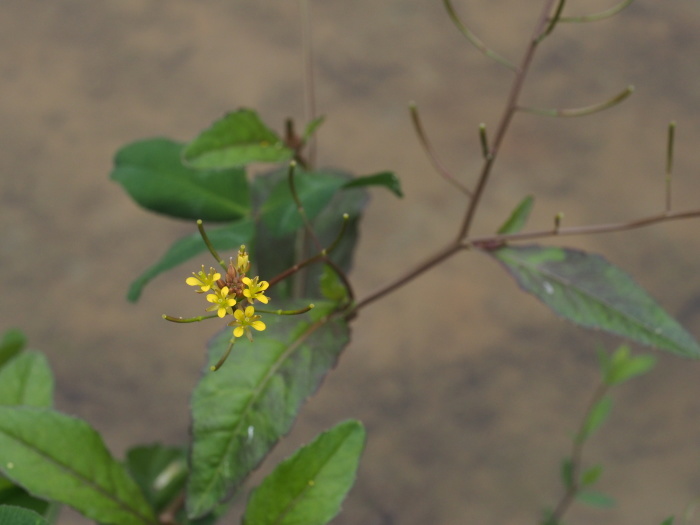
[0,329,26,369]
[260,168,348,236]
[578,396,612,443]
[182,109,293,169]
[342,171,403,198]
[0,505,49,525]
[576,490,615,508]
[127,218,253,302]
[580,464,603,487]
[0,352,53,408]
[488,245,700,358]
[186,301,350,518]
[302,116,325,142]
[660,517,675,525]
[252,168,367,300]
[0,407,156,525]
[497,195,534,234]
[112,138,250,221]
[243,420,365,525]
[0,479,56,521]
[125,445,187,514]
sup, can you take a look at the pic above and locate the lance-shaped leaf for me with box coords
[0,407,156,525]
[186,302,350,519]
[0,352,53,408]
[125,445,188,515]
[127,218,253,302]
[183,109,294,169]
[111,138,250,221]
[497,195,534,234]
[0,505,49,525]
[243,420,365,525]
[488,245,700,358]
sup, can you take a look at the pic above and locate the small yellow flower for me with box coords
[205,286,236,318]
[186,266,221,293]
[242,276,270,304]
[228,306,266,341]
[237,245,250,274]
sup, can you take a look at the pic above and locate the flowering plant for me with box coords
[1,2,700,525]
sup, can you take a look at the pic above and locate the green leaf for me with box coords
[127,218,253,302]
[488,245,700,358]
[187,301,350,519]
[580,464,603,487]
[0,329,26,369]
[578,396,612,443]
[0,479,57,522]
[0,505,49,525]
[125,445,187,514]
[342,171,403,198]
[576,490,615,508]
[0,352,53,408]
[242,420,365,525]
[600,346,656,386]
[182,109,293,169]
[0,407,157,525]
[260,168,348,236]
[319,265,349,303]
[660,517,675,525]
[111,138,250,221]
[497,195,534,234]
[302,116,325,142]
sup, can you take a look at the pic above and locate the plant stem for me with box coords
[456,0,559,241]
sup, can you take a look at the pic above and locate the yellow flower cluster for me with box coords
[186,245,269,341]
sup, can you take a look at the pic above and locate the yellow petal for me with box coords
[251,321,266,331]
[233,326,244,338]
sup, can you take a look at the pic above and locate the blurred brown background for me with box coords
[3,1,700,524]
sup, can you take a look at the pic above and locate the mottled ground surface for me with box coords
[3,1,700,524]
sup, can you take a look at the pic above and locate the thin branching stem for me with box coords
[197,220,227,271]
[410,102,471,196]
[560,0,635,23]
[456,0,560,241]
[443,0,517,71]
[666,121,676,212]
[538,0,567,42]
[300,0,318,168]
[517,85,634,117]
[548,382,609,523]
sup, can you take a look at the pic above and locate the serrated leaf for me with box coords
[0,505,49,525]
[0,352,53,408]
[576,490,615,508]
[127,218,253,302]
[497,195,534,234]
[125,445,187,514]
[260,168,348,236]
[0,407,156,525]
[0,329,26,369]
[111,138,250,221]
[342,171,403,198]
[186,302,350,519]
[580,464,603,487]
[488,245,700,358]
[243,420,365,525]
[578,396,612,443]
[183,109,293,169]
